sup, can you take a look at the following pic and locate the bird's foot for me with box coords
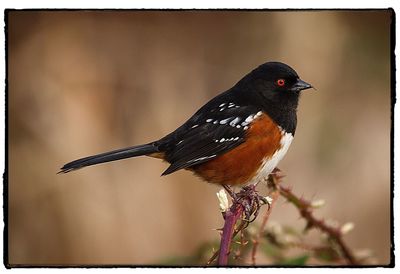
[223,184,269,226]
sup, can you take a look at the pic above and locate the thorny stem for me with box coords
[208,172,358,266]
[207,218,248,265]
[277,183,358,265]
[208,185,263,265]
[217,203,244,265]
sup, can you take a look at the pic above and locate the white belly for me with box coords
[246,131,293,185]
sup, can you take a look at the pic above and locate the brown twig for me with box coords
[250,189,280,265]
[250,171,284,265]
[276,183,358,265]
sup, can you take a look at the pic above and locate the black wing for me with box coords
[158,98,260,175]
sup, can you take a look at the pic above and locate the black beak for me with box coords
[291,78,313,92]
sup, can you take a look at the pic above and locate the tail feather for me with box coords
[59,143,159,173]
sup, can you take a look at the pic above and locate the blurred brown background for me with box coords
[7,10,392,265]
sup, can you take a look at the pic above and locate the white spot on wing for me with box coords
[187,154,217,164]
[206,119,213,123]
[230,117,241,126]
[216,137,241,143]
[220,118,232,124]
[244,115,254,123]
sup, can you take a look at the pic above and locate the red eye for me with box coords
[276,79,285,87]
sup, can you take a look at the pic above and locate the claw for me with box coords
[223,185,237,200]
[226,184,269,227]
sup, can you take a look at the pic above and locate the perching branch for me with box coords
[206,211,249,265]
[207,170,358,266]
[217,202,244,265]
[276,183,358,265]
[208,185,269,266]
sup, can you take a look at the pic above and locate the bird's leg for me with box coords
[271,167,281,175]
[223,185,238,201]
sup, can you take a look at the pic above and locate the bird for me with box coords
[60,61,313,189]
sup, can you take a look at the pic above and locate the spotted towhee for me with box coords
[60,62,312,187]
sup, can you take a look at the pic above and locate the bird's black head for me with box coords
[236,61,313,109]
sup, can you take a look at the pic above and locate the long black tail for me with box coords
[59,142,160,173]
